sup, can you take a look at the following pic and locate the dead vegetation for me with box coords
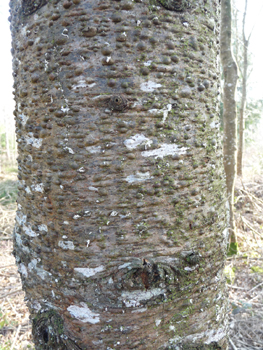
[228,176,263,350]
[1,172,263,349]
[0,173,34,350]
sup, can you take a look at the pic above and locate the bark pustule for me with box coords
[10,0,228,349]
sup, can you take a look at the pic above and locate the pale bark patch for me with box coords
[67,303,100,324]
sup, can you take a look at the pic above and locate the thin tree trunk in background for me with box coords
[5,129,11,163]
[13,132,17,165]
[237,0,248,177]
[0,132,2,173]
[220,0,238,253]
[10,0,229,349]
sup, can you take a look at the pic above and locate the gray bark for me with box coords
[220,0,238,248]
[237,0,248,177]
[10,0,228,349]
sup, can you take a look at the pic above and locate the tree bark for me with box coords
[10,0,229,349]
[220,0,238,253]
[237,0,248,177]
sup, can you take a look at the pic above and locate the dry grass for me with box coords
[0,173,34,350]
[228,176,263,350]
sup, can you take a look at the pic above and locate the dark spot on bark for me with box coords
[22,0,48,16]
[33,309,82,350]
[157,0,190,12]
[109,95,128,111]
[185,251,200,265]
[42,328,49,343]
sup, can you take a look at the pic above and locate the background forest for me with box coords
[1,0,263,349]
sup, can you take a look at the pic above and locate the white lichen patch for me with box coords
[58,240,75,250]
[140,81,162,92]
[86,146,101,153]
[124,134,152,150]
[16,212,27,226]
[125,172,153,183]
[205,328,226,344]
[38,224,48,232]
[184,266,196,272]
[148,105,172,123]
[155,319,162,327]
[88,186,99,192]
[142,144,188,158]
[131,307,147,313]
[121,288,165,307]
[18,113,29,126]
[28,259,51,280]
[31,183,44,193]
[64,146,74,154]
[61,106,69,113]
[19,263,28,278]
[25,133,42,148]
[23,224,38,237]
[74,265,104,278]
[210,121,219,129]
[21,24,29,37]
[144,60,152,66]
[118,262,131,270]
[25,186,32,194]
[162,104,172,123]
[67,303,100,324]
[180,327,226,345]
[14,232,30,253]
[72,80,88,90]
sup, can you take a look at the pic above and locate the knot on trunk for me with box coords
[22,0,48,16]
[109,95,128,112]
[157,0,190,12]
[33,309,82,350]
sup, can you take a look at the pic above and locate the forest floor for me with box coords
[1,170,263,349]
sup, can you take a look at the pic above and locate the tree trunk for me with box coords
[5,120,11,163]
[237,0,248,177]
[10,0,229,349]
[220,0,238,254]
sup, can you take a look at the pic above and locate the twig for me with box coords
[229,337,238,350]
[7,297,19,317]
[248,281,263,294]
[227,284,247,290]
[0,264,15,269]
[0,236,12,241]
[240,215,262,245]
[10,324,21,350]
[0,288,22,299]
[240,187,263,208]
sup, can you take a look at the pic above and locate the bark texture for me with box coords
[10,0,228,349]
[220,0,238,249]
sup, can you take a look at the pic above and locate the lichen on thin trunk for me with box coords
[237,0,249,178]
[10,0,228,349]
[220,0,238,253]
